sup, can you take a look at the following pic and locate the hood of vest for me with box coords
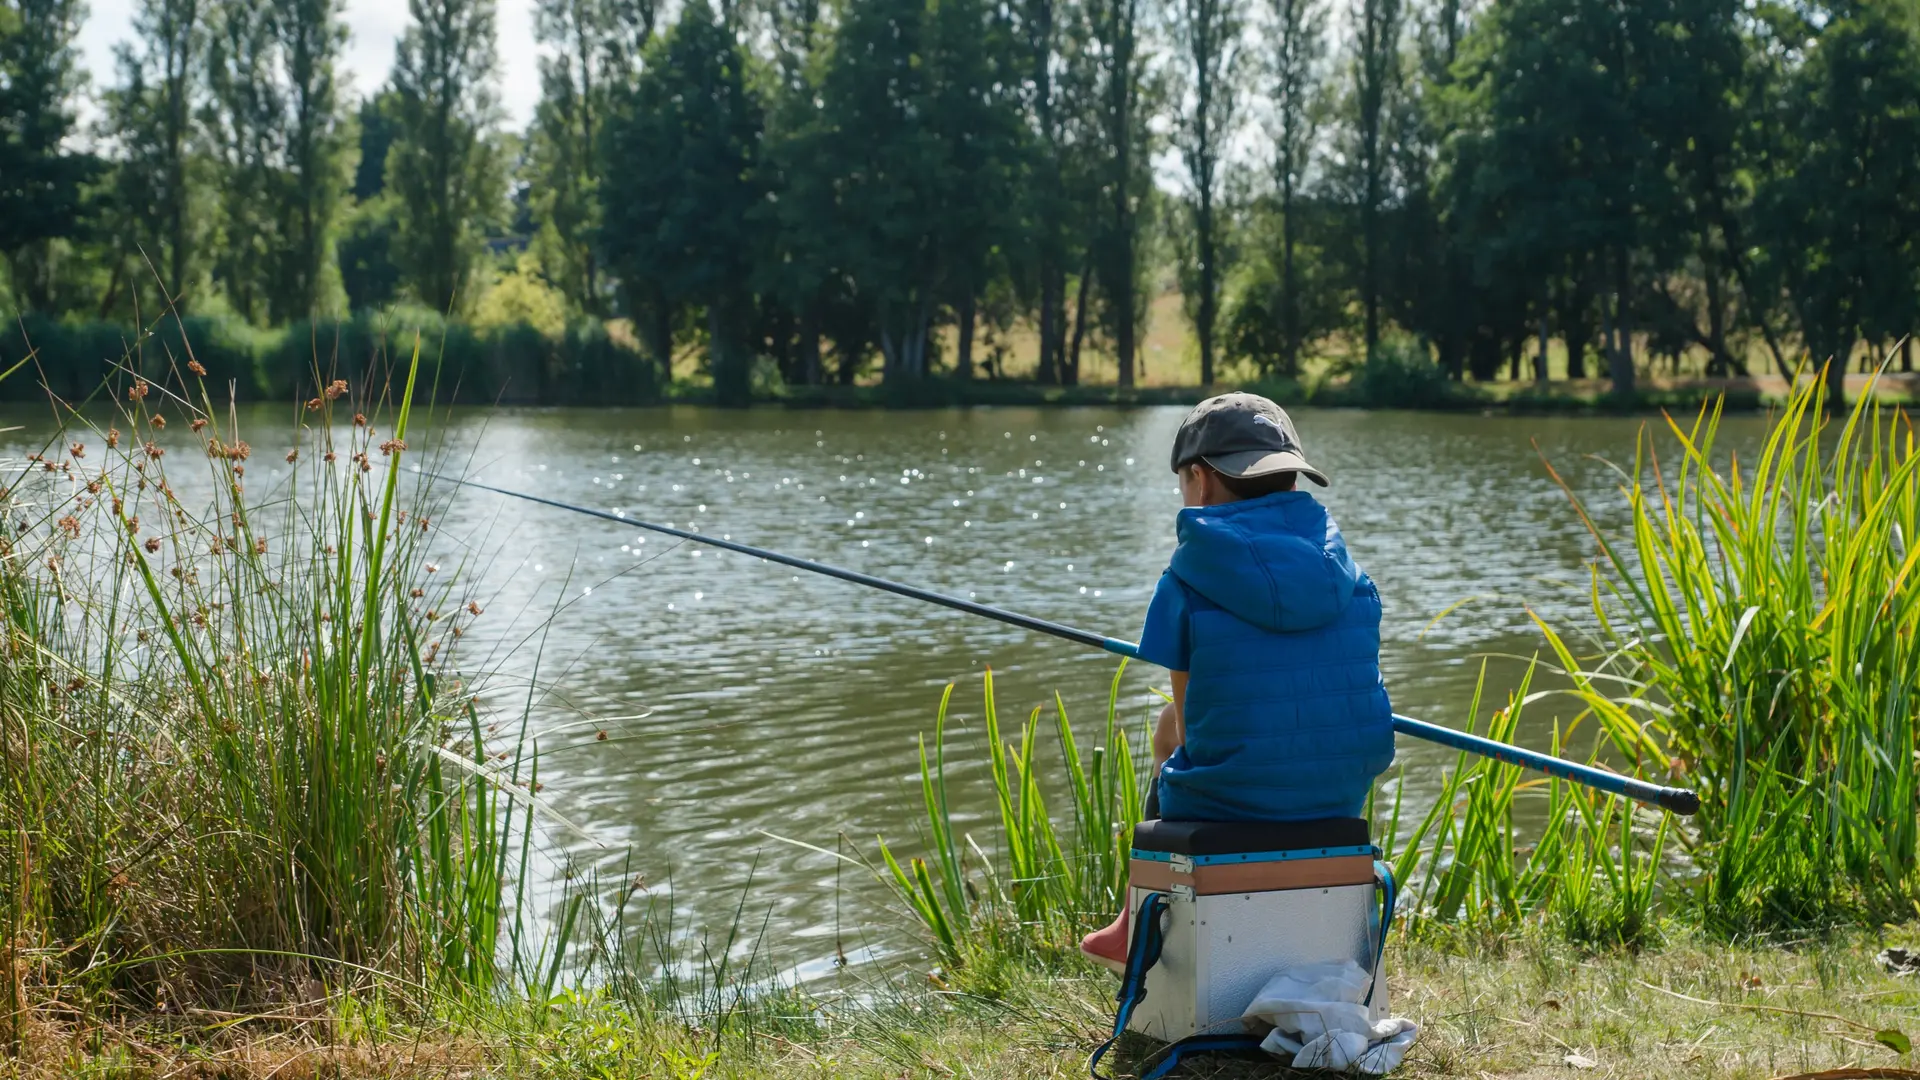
[1167,491,1359,633]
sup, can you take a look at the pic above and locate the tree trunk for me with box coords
[956,289,976,381]
[1507,335,1521,381]
[799,304,822,385]
[1067,258,1093,387]
[1110,0,1137,389]
[1535,316,1550,383]
[1197,194,1216,386]
[1827,334,1850,411]
[1903,336,1913,374]
[837,333,860,385]
[1704,260,1733,377]
[1038,266,1060,384]
[1280,174,1298,377]
[710,297,751,407]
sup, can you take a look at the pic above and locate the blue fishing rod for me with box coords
[440,473,1700,817]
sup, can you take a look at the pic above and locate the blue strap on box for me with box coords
[1088,890,1265,1079]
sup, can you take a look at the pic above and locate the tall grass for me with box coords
[1543,370,1919,930]
[0,339,532,1022]
[874,666,1144,967]
[1380,661,1669,948]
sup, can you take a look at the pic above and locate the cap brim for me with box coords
[1204,449,1330,487]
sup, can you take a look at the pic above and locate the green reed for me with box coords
[874,665,1144,965]
[1544,371,1919,929]
[0,336,532,1016]
[1382,660,1668,948]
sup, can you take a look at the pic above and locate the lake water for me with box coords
[3,402,1761,976]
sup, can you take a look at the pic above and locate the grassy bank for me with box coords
[15,930,1920,1078]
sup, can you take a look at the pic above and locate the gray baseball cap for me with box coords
[1169,392,1329,486]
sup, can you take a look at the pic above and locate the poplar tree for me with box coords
[1170,0,1244,385]
[386,0,503,314]
[1349,0,1400,364]
[204,0,282,323]
[274,0,351,319]
[1086,0,1150,386]
[527,0,657,316]
[1264,0,1324,374]
[102,0,206,308]
[0,0,93,312]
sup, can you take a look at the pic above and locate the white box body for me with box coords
[1125,881,1385,1041]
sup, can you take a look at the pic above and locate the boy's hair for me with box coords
[1214,468,1296,499]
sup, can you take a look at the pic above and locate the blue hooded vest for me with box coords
[1154,491,1396,822]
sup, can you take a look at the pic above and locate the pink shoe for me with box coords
[1079,907,1130,974]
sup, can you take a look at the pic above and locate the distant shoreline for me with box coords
[659,372,1916,413]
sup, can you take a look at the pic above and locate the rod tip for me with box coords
[1660,787,1701,816]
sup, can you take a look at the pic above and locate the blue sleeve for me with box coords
[1136,571,1191,672]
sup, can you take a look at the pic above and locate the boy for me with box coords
[1080,392,1396,971]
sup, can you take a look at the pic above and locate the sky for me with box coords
[74,0,549,130]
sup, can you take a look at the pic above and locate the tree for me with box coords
[526,0,658,316]
[1086,0,1150,386]
[927,0,1027,380]
[600,0,764,404]
[338,91,402,310]
[1262,0,1325,375]
[1169,0,1244,385]
[273,0,351,319]
[1442,0,1667,393]
[386,0,503,314]
[0,0,95,312]
[203,0,284,323]
[1759,1,1920,410]
[1348,0,1400,364]
[102,0,206,309]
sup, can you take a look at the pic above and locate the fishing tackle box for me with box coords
[1120,817,1390,1042]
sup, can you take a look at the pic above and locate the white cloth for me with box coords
[1242,960,1419,1075]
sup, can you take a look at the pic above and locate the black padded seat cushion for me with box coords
[1131,817,1369,856]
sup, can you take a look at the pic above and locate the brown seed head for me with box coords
[188,360,207,376]
[285,449,299,463]
[144,536,161,553]
[68,442,85,458]
[306,397,323,411]
[144,442,164,460]
[467,601,482,616]
[128,380,149,401]
[254,538,267,555]
[107,427,121,449]
[353,413,367,427]
[191,418,207,432]
[149,414,166,429]
[326,379,348,400]
[380,438,406,455]
[57,515,80,539]
[324,451,337,463]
